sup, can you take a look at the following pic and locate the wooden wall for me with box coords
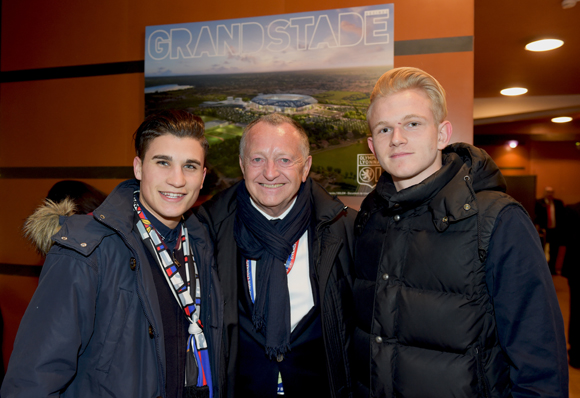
[0,0,474,369]
[481,141,580,206]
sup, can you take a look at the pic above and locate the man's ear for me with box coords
[368,136,376,157]
[133,156,143,181]
[200,167,207,190]
[302,156,313,182]
[437,121,453,150]
[239,156,246,178]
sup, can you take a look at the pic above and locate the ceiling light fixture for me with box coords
[500,87,528,96]
[525,39,564,52]
[508,140,519,149]
[551,116,573,123]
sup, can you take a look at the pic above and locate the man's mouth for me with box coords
[391,152,411,158]
[260,183,284,188]
[161,192,185,198]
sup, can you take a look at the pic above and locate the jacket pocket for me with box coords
[96,288,133,373]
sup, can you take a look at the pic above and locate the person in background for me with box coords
[197,113,355,398]
[47,180,107,214]
[1,110,222,398]
[535,186,566,274]
[562,202,580,368]
[352,67,568,397]
[23,180,107,256]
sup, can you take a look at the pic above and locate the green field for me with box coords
[199,115,219,123]
[313,91,370,106]
[205,124,243,146]
[313,141,371,172]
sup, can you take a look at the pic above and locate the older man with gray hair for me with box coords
[197,113,355,398]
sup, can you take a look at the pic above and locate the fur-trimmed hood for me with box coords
[23,198,77,255]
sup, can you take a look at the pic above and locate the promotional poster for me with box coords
[145,4,393,194]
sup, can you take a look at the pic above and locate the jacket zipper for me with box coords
[475,347,491,398]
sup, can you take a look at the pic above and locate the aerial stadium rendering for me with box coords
[248,94,318,113]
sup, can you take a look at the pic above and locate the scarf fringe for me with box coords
[265,344,291,360]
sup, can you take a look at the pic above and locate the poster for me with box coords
[145,4,393,194]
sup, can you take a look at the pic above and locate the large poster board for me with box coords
[145,4,393,195]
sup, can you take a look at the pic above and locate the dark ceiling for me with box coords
[474,0,580,143]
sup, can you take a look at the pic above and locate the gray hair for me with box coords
[240,114,310,159]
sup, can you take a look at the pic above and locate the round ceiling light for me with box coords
[525,39,564,52]
[551,116,573,123]
[500,87,528,96]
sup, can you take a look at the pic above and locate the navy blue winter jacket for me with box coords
[1,179,223,398]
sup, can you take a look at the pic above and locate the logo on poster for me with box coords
[357,154,382,189]
[147,9,390,60]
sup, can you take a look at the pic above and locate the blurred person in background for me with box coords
[535,186,565,274]
[562,202,580,368]
[23,180,107,256]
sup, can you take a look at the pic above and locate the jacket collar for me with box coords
[369,143,506,232]
[91,179,141,236]
[200,177,347,228]
[55,179,209,255]
[52,179,140,256]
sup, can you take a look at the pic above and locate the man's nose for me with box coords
[168,167,186,187]
[390,127,407,146]
[263,159,280,180]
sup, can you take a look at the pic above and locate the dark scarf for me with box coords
[234,178,312,358]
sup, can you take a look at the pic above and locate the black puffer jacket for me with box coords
[353,143,521,398]
[197,178,356,398]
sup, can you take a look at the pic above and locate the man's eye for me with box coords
[280,158,290,164]
[157,160,169,166]
[407,122,420,128]
[251,158,263,163]
[379,127,391,134]
[184,164,197,170]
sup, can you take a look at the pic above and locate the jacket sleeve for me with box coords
[1,247,98,397]
[486,206,569,398]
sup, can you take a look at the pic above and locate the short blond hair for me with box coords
[367,67,447,124]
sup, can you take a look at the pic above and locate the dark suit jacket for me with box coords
[535,197,565,230]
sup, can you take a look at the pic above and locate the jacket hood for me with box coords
[24,198,77,255]
[50,180,139,257]
[443,143,506,194]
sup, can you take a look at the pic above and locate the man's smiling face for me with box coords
[133,134,206,228]
[239,121,312,218]
[367,88,451,191]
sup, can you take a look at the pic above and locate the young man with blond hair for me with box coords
[352,67,568,397]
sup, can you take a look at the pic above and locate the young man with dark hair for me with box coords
[352,67,568,397]
[2,110,222,398]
